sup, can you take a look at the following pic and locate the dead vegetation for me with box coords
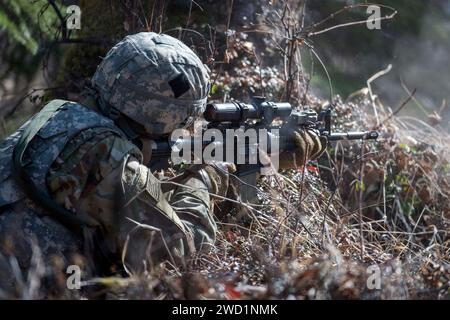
[102,89,449,300]
[81,39,449,299]
[108,1,448,298]
[0,0,449,300]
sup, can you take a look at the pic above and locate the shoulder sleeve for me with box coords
[58,137,215,272]
[112,159,216,271]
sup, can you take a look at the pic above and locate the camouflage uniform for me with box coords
[0,32,325,298]
[0,33,215,297]
[0,99,216,294]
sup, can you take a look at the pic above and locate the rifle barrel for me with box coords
[327,131,379,141]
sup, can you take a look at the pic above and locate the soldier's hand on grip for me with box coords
[279,129,327,169]
[186,162,236,201]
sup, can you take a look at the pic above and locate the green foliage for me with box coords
[0,0,61,54]
[398,143,417,154]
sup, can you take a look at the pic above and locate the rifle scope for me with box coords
[204,101,292,123]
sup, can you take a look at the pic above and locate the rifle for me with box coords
[149,97,378,200]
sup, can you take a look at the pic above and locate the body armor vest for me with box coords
[0,100,124,226]
[0,99,195,255]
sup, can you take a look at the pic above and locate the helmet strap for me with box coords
[115,116,140,140]
[82,86,140,141]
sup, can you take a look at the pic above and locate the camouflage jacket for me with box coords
[0,99,216,297]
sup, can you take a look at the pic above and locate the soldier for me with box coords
[0,32,325,297]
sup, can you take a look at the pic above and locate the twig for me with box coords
[376,88,417,129]
[306,4,398,37]
[367,64,392,126]
[358,139,366,261]
[47,0,68,40]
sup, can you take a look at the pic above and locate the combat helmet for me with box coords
[91,32,210,137]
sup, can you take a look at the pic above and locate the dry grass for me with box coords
[80,91,448,300]
[1,1,448,300]
[4,39,449,302]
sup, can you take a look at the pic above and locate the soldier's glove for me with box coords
[186,162,236,201]
[279,129,327,169]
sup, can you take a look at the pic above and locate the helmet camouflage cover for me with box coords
[91,32,210,136]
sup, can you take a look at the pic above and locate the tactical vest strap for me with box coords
[12,99,100,230]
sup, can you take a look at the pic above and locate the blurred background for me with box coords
[1,0,450,138]
[1,1,449,299]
